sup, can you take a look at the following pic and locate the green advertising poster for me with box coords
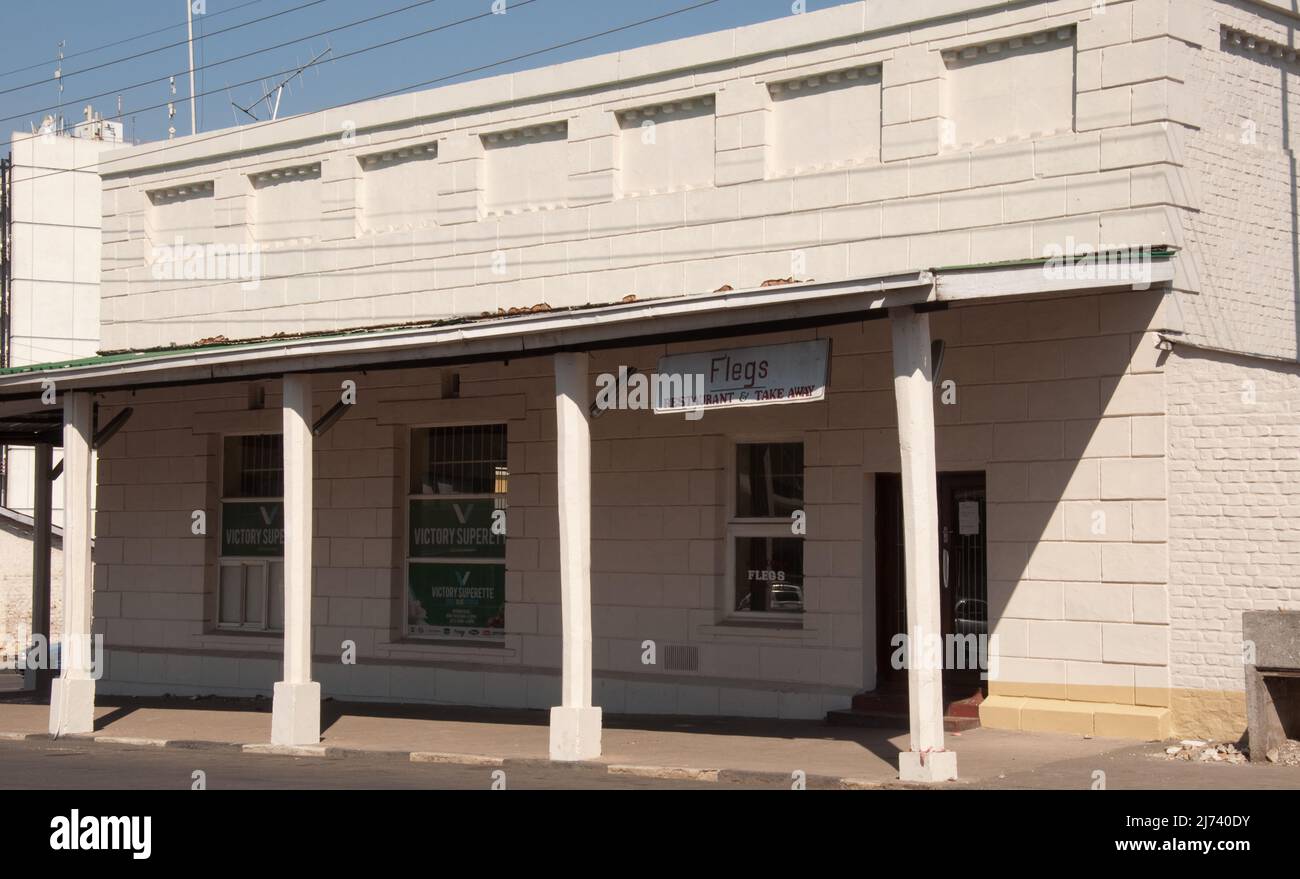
[221,501,285,557]
[408,498,504,560]
[407,562,505,639]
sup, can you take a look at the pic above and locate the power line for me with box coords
[1,0,449,130]
[6,0,537,144]
[18,0,724,189]
[0,0,265,80]
[0,0,330,98]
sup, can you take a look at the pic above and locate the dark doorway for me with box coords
[875,472,988,700]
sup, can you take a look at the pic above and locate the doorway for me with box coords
[874,471,988,700]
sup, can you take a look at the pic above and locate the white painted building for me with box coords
[0,116,115,671]
[1,0,1298,779]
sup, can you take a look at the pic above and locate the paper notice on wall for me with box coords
[958,501,980,536]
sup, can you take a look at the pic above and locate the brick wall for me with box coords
[0,523,63,667]
[1175,0,1300,361]
[1166,344,1300,735]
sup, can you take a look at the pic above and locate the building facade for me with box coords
[1,0,1298,778]
[0,117,116,671]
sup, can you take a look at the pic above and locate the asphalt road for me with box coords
[0,738,780,790]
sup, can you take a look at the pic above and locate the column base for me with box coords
[271,681,321,746]
[549,705,602,761]
[899,749,958,782]
[48,676,96,736]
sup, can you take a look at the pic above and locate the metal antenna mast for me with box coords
[54,41,65,133]
[186,0,198,135]
[231,45,332,123]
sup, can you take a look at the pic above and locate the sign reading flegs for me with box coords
[652,339,831,414]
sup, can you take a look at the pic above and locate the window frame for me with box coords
[724,435,807,624]
[403,420,509,643]
[217,557,284,632]
[216,431,286,633]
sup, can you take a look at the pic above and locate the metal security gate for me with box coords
[875,472,988,695]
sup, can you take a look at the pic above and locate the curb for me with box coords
[242,743,329,758]
[165,739,245,753]
[6,729,914,788]
[410,751,504,767]
[327,746,413,762]
[83,735,169,748]
[607,764,719,781]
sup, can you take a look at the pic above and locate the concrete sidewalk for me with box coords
[2,693,1298,788]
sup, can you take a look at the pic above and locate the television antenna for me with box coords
[231,44,332,123]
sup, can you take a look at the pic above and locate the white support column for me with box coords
[549,352,601,761]
[271,373,320,746]
[889,307,957,782]
[49,393,95,736]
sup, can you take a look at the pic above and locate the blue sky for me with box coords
[0,0,852,146]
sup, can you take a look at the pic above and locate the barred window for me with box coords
[218,433,284,632]
[410,424,508,496]
[222,434,284,498]
[407,425,508,642]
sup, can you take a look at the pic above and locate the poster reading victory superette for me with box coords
[220,501,285,558]
[407,498,505,640]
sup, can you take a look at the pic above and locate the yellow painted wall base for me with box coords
[1171,689,1247,742]
[980,695,1172,740]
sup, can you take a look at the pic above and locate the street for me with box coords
[0,738,780,790]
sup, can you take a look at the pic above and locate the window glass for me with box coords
[736,442,804,518]
[729,442,806,617]
[734,536,804,613]
[219,566,243,625]
[410,424,508,495]
[223,434,284,498]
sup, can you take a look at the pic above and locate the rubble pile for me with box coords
[1160,738,1300,765]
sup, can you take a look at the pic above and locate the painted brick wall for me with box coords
[1166,344,1300,734]
[0,524,63,667]
[1174,0,1300,361]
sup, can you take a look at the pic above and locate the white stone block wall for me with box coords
[89,291,1172,719]
[95,0,1189,353]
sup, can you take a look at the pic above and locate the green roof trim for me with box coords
[0,315,493,378]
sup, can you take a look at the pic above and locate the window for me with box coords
[217,434,285,631]
[729,442,805,617]
[406,425,507,641]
